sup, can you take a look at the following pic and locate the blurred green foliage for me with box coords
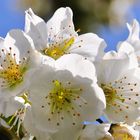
[19,0,135,33]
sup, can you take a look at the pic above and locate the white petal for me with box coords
[4,29,35,61]
[4,29,45,68]
[50,123,82,140]
[117,41,135,54]
[0,36,20,63]
[70,33,106,61]
[0,96,24,117]
[127,19,140,42]
[46,7,76,38]
[79,124,111,140]
[117,41,139,68]
[0,37,4,45]
[55,54,97,82]
[24,108,52,140]
[25,8,47,49]
[25,8,47,39]
[0,38,5,64]
[25,108,82,140]
[22,135,34,140]
[81,84,106,121]
[96,51,130,83]
[126,19,140,53]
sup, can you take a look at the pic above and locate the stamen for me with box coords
[41,80,86,126]
[0,49,28,89]
[101,83,120,106]
[101,75,139,120]
[42,37,75,60]
[110,124,135,140]
[4,108,27,137]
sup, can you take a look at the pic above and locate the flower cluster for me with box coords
[0,7,140,140]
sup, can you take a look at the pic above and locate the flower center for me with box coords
[42,37,74,60]
[101,76,140,120]
[101,83,124,108]
[112,133,134,140]
[0,53,27,89]
[48,80,82,113]
[110,124,135,140]
[41,80,88,126]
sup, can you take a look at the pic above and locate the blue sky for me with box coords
[0,0,24,36]
[99,1,140,51]
[0,0,140,51]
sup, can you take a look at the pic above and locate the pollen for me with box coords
[48,80,82,112]
[101,75,140,121]
[110,124,135,140]
[101,83,123,107]
[0,49,27,89]
[41,80,87,126]
[42,37,75,60]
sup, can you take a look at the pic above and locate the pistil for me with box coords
[0,50,27,89]
[42,37,74,60]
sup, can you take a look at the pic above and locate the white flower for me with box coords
[25,7,106,61]
[79,123,139,140]
[117,19,140,66]
[109,123,139,140]
[25,54,106,133]
[95,51,140,123]
[127,19,140,49]
[78,123,112,140]
[0,29,40,115]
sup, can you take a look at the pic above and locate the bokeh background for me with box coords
[0,0,140,50]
